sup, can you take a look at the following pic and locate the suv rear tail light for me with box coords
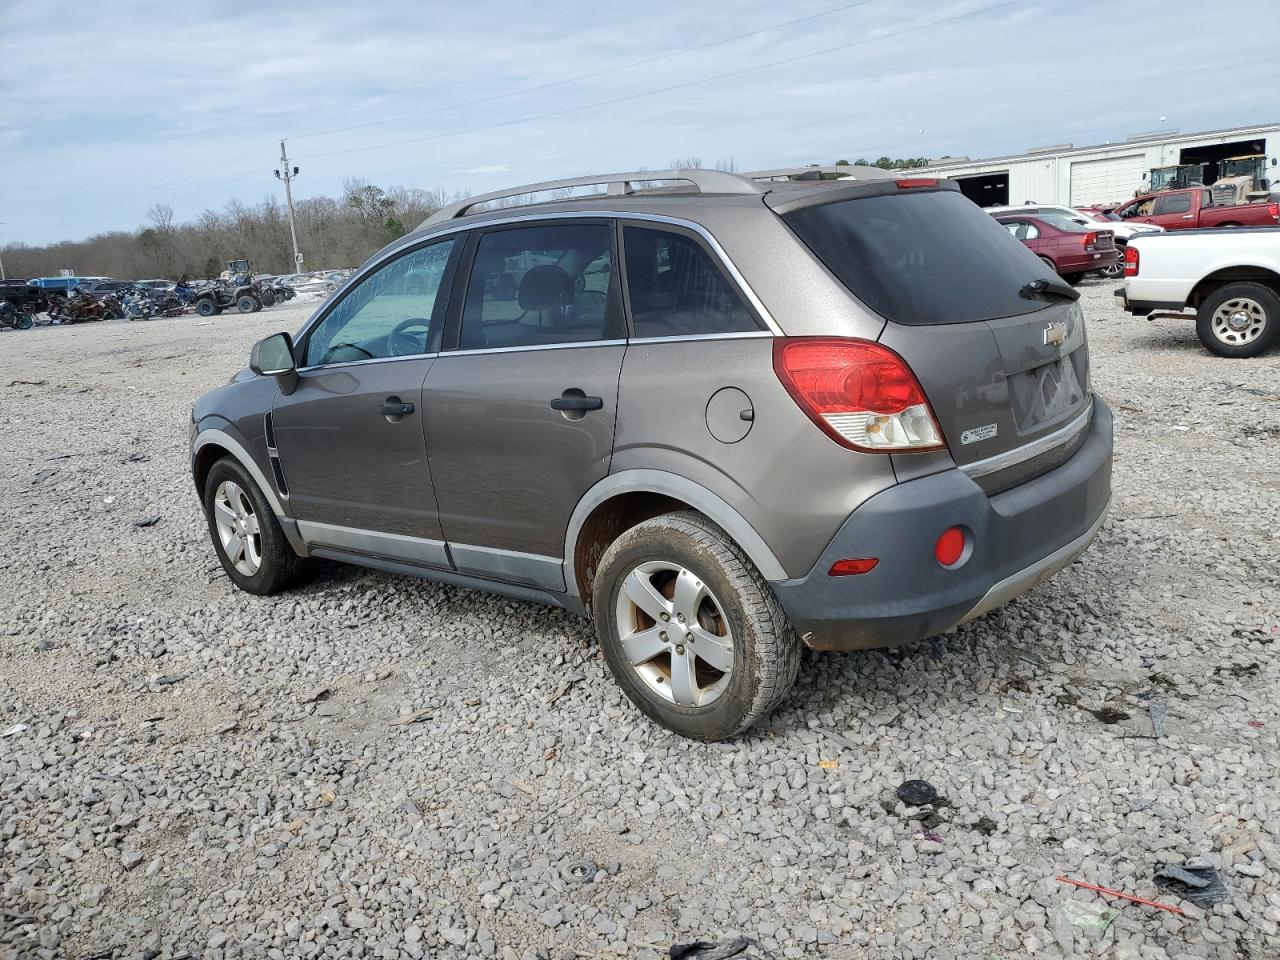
[773,338,944,452]
[1124,246,1139,277]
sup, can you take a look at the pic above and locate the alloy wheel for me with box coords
[213,480,262,576]
[614,561,734,707]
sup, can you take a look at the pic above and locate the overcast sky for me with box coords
[3,0,1277,246]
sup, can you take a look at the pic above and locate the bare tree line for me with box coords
[3,180,460,281]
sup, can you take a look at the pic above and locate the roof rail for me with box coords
[744,165,899,181]
[420,168,766,227]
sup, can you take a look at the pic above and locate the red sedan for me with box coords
[994,213,1118,284]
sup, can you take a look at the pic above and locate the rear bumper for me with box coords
[1058,250,1118,272]
[770,398,1113,651]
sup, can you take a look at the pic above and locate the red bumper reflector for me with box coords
[935,527,966,566]
[829,557,879,576]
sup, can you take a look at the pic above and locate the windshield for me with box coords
[782,190,1055,325]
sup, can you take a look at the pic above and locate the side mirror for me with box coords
[250,332,300,395]
[250,332,296,375]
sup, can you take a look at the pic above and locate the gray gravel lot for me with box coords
[1,281,1278,960]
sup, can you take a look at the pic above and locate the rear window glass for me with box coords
[783,190,1054,325]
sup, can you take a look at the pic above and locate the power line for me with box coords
[298,0,1022,164]
[287,0,880,143]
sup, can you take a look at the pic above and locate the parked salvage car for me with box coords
[191,169,1113,740]
[993,213,1119,283]
[988,203,1161,278]
[1113,187,1280,230]
[1117,226,1280,357]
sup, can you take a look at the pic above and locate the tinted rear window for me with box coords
[783,190,1054,325]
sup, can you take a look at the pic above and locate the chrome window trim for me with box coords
[293,210,784,351]
[625,331,773,344]
[442,339,626,359]
[960,399,1094,480]
[295,352,439,374]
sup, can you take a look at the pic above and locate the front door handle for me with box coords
[381,399,415,417]
[550,393,603,412]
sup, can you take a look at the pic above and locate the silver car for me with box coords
[191,168,1112,739]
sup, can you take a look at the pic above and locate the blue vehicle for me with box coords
[30,276,109,294]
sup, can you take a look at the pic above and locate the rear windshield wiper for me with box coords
[1019,276,1080,302]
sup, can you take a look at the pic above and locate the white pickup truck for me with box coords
[1118,227,1280,357]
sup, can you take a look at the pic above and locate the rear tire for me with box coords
[1195,282,1279,358]
[203,457,307,595]
[260,289,275,307]
[1062,272,1086,285]
[195,299,218,317]
[237,295,259,314]
[592,511,800,740]
[1038,255,1058,275]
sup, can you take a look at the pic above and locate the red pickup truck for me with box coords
[1114,188,1279,230]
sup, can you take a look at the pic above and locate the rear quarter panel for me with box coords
[611,336,898,578]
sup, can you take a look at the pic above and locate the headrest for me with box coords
[518,265,573,311]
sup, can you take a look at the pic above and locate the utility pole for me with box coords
[0,222,6,281]
[274,141,304,274]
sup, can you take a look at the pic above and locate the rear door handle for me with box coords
[550,393,603,412]
[381,400,415,417]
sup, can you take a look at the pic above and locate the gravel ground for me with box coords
[1,280,1277,960]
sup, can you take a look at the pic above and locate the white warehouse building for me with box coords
[919,121,1279,208]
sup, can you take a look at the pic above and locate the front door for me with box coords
[271,237,460,567]
[422,220,625,591]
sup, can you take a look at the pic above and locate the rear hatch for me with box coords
[773,183,1092,493]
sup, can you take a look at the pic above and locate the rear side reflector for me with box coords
[829,557,879,576]
[1124,246,1139,277]
[935,527,967,567]
[896,178,939,189]
[773,338,944,452]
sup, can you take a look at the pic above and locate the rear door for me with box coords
[778,185,1092,492]
[270,237,460,566]
[421,219,625,591]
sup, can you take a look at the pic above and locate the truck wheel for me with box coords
[592,511,801,741]
[1196,282,1280,358]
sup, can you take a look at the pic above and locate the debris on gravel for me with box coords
[1,283,1278,958]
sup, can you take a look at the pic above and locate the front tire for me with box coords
[592,511,800,740]
[203,458,306,595]
[195,299,218,317]
[237,295,259,314]
[1195,282,1279,358]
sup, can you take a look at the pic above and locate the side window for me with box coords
[1129,198,1156,217]
[622,226,759,338]
[458,222,619,350]
[304,239,455,366]
[1003,221,1028,240]
[1155,193,1192,215]
[1202,190,1214,208]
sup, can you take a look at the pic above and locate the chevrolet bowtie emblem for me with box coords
[1043,321,1066,347]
